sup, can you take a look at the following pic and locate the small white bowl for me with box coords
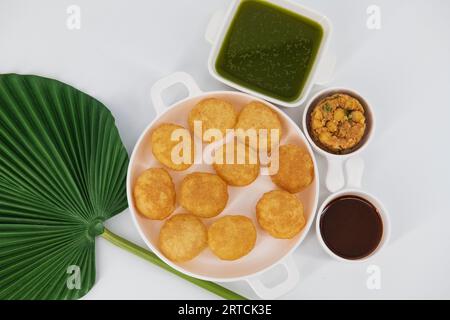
[302,87,376,192]
[315,157,391,263]
[205,0,334,108]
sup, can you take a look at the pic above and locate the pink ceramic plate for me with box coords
[127,72,319,299]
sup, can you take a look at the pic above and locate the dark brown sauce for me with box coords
[319,196,383,260]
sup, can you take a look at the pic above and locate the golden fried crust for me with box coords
[208,215,257,260]
[271,144,314,193]
[159,214,207,262]
[235,101,282,151]
[256,190,306,239]
[133,168,175,220]
[180,172,228,218]
[151,123,194,171]
[213,140,260,186]
[188,98,237,142]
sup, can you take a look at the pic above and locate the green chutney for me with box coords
[215,0,324,102]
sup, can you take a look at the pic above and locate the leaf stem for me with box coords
[101,227,247,300]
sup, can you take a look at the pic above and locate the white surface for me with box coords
[1,0,449,299]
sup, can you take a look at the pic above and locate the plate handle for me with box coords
[345,157,365,189]
[246,255,299,300]
[326,157,345,192]
[205,10,226,45]
[150,72,202,115]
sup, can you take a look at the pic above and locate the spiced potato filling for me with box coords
[310,93,366,153]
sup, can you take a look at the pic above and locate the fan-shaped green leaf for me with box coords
[0,74,129,300]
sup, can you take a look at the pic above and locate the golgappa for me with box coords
[188,98,237,142]
[180,172,228,218]
[208,215,257,261]
[271,144,314,193]
[151,123,194,171]
[213,140,259,186]
[256,190,306,239]
[159,214,208,262]
[133,168,175,220]
[235,101,282,151]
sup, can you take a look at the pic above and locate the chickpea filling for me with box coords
[310,93,366,153]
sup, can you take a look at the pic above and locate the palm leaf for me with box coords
[0,74,128,299]
[0,74,245,300]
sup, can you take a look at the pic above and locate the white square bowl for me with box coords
[206,0,333,108]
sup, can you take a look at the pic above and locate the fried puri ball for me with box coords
[151,123,194,171]
[180,172,228,218]
[133,168,175,220]
[159,214,208,262]
[188,98,238,142]
[235,101,282,151]
[271,144,314,193]
[208,215,257,260]
[256,190,306,239]
[213,140,260,186]
[310,93,366,154]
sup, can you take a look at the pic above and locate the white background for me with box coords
[1,0,449,299]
